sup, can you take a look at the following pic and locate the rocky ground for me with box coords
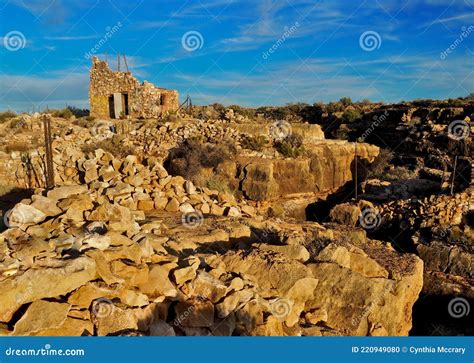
[0,98,472,336]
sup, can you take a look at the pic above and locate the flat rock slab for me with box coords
[13,300,70,335]
[0,256,96,323]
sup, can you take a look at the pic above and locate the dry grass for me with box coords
[0,111,16,124]
[4,142,34,153]
[166,140,235,181]
[81,136,135,158]
[241,135,268,152]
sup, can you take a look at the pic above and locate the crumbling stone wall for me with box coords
[89,57,179,119]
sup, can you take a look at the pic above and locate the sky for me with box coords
[0,0,473,111]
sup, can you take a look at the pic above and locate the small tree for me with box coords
[339,97,353,107]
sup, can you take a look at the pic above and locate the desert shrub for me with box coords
[204,175,231,193]
[367,148,393,178]
[228,105,256,119]
[339,97,353,107]
[335,128,349,140]
[165,140,235,180]
[51,108,73,119]
[4,142,34,153]
[81,136,134,158]
[382,166,417,181]
[325,101,345,113]
[445,98,464,107]
[341,108,362,123]
[66,106,89,118]
[0,111,16,123]
[241,135,268,152]
[275,133,304,158]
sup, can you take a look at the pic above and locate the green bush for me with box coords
[51,108,73,119]
[66,106,89,118]
[339,97,353,107]
[326,102,345,113]
[275,133,304,158]
[341,108,362,123]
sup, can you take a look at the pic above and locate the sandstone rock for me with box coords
[7,204,47,226]
[191,271,227,303]
[30,195,63,216]
[13,300,70,335]
[211,313,236,336]
[31,317,93,336]
[173,258,200,286]
[93,302,138,336]
[317,243,388,278]
[175,299,214,327]
[137,199,155,211]
[81,234,111,251]
[179,202,195,214]
[210,204,225,216]
[0,257,96,322]
[256,244,310,263]
[138,265,177,298]
[165,198,180,212]
[154,196,168,210]
[221,249,313,294]
[330,203,361,226]
[307,255,423,336]
[47,185,87,200]
[226,206,241,217]
[216,289,253,318]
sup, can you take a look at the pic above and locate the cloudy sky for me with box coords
[0,0,473,111]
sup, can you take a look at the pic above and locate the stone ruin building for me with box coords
[89,56,179,119]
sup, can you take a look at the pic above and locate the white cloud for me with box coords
[44,35,99,41]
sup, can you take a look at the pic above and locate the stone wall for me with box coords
[89,57,179,119]
[0,151,45,189]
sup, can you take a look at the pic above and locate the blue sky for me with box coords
[0,0,473,111]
